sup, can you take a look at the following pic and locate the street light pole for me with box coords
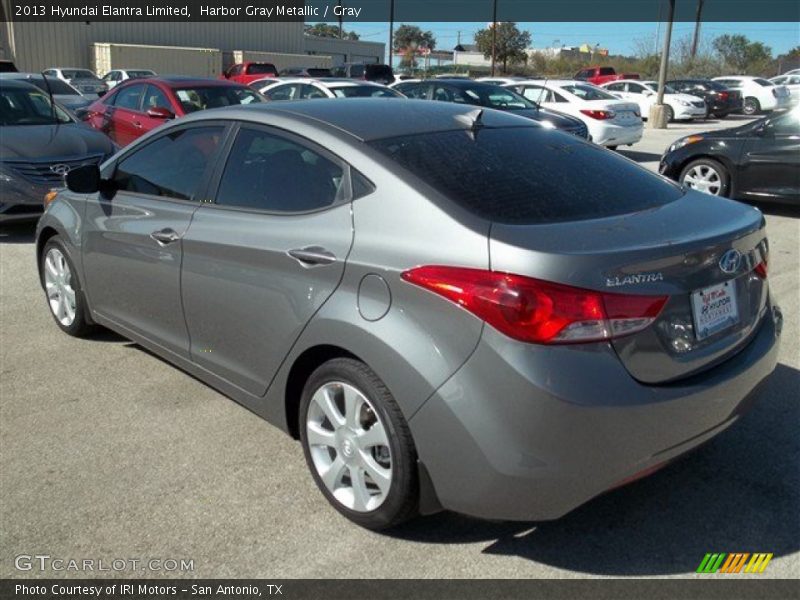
[691,0,705,58]
[491,0,498,76]
[649,0,675,129]
[388,0,394,67]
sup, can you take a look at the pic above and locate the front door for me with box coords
[82,124,228,357]
[738,111,800,202]
[181,124,354,396]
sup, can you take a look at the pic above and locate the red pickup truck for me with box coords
[221,62,278,85]
[574,66,640,86]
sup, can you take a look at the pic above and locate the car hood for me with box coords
[0,123,114,160]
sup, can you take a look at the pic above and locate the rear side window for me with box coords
[369,128,682,224]
[215,127,345,212]
[113,126,224,200]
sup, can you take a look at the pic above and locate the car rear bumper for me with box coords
[674,105,707,119]
[590,122,643,146]
[409,299,781,521]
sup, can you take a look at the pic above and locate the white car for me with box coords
[476,77,529,86]
[101,69,157,90]
[42,67,107,98]
[504,79,643,148]
[601,79,707,121]
[254,78,405,100]
[712,76,790,115]
[770,74,800,105]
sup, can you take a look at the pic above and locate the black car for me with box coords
[330,63,394,85]
[392,79,590,139]
[660,109,799,205]
[667,79,743,118]
[278,67,333,78]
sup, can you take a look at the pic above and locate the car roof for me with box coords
[180,98,538,142]
[0,78,41,90]
[119,76,242,88]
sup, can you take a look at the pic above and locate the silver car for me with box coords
[36,99,781,529]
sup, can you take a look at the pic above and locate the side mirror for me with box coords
[65,164,101,194]
[146,106,174,120]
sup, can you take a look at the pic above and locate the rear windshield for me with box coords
[369,128,682,224]
[366,64,393,78]
[23,76,79,95]
[62,69,96,79]
[128,70,155,79]
[247,63,278,75]
[331,85,403,98]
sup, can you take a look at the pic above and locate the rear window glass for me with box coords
[369,128,682,224]
[366,65,393,78]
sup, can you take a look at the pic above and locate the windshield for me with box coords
[561,84,617,101]
[128,70,155,79]
[62,69,97,80]
[331,85,403,98]
[247,63,278,75]
[0,87,72,125]
[457,84,535,110]
[174,86,263,112]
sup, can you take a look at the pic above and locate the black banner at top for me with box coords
[4,0,800,22]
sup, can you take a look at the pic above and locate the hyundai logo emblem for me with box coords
[49,164,71,176]
[719,249,742,274]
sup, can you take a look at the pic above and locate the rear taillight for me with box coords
[718,91,729,100]
[754,259,768,279]
[580,109,615,120]
[401,266,667,344]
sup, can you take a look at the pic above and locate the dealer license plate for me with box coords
[691,280,739,340]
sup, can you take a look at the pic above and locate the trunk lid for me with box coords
[489,192,768,383]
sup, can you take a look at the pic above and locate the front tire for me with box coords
[41,236,94,337]
[743,97,760,116]
[679,158,730,197]
[664,105,675,123]
[299,358,419,530]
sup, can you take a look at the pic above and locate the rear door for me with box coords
[738,111,800,201]
[82,124,228,357]
[180,124,354,395]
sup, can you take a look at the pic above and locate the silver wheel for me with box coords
[306,381,392,512]
[43,248,76,326]
[682,164,723,195]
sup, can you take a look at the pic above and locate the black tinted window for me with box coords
[215,128,345,212]
[370,128,682,224]
[247,63,278,75]
[114,126,224,200]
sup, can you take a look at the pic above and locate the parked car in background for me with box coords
[712,76,790,115]
[0,73,92,114]
[574,66,639,86]
[331,63,394,85]
[222,62,278,85]
[602,80,706,122]
[37,99,779,531]
[392,79,589,139]
[0,79,114,222]
[667,79,742,118]
[278,67,333,78]
[84,76,263,146]
[504,80,641,148]
[769,74,800,104]
[43,68,107,98]
[476,77,531,86]
[660,108,799,204]
[257,78,404,101]
[102,69,157,90]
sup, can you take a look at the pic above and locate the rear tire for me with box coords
[712,112,728,119]
[679,158,730,197]
[299,358,419,530]
[664,105,675,123]
[41,236,94,337]
[743,97,760,116]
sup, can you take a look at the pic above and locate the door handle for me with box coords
[150,228,181,245]
[287,246,336,266]
[133,121,143,129]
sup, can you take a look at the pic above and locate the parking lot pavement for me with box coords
[1,118,798,579]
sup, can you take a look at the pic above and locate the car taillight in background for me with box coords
[718,91,729,100]
[402,266,668,344]
[580,109,616,120]
[754,259,768,279]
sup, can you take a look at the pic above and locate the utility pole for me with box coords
[491,0,498,76]
[337,0,343,39]
[650,0,675,128]
[388,0,394,67]
[691,0,705,58]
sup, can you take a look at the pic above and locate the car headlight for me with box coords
[678,100,691,106]
[0,166,14,183]
[668,135,704,153]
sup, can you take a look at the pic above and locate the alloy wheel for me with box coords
[44,248,76,326]
[306,381,392,512]
[683,165,723,195]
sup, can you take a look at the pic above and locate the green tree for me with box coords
[304,23,360,41]
[474,22,531,73]
[713,34,772,73]
[393,24,436,69]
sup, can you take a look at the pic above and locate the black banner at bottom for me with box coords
[0,579,797,600]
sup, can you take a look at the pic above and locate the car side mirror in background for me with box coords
[146,106,174,120]
[65,164,101,194]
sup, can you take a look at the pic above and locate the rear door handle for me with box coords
[150,228,181,245]
[287,246,336,266]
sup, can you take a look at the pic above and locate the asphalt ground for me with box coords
[1,114,798,579]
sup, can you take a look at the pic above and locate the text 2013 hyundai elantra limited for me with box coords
[36,99,781,529]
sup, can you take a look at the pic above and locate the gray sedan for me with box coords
[35,100,781,530]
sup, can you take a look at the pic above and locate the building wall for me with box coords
[453,50,492,68]
[304,35,385,66]
[3,18,305,72]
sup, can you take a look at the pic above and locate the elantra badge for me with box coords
[606,272,664,287]
[719,249,742,274]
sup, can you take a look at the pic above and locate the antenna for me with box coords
[39,70,57,123]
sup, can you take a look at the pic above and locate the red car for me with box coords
[221,62,278,85]
[574,66,640,86]
[83,76,264,146]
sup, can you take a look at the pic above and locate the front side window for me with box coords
[174,86,262,112]
[264,84,298,101]
[521,86,547,103]
[113,126,225,200]
[300,84,328,99]
[605,82,624,92]
[561,84,617,101]
[113,84,144,110]
[215,127,345,212]
[142,85,173,111]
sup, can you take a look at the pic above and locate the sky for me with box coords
[337,21,800,62]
